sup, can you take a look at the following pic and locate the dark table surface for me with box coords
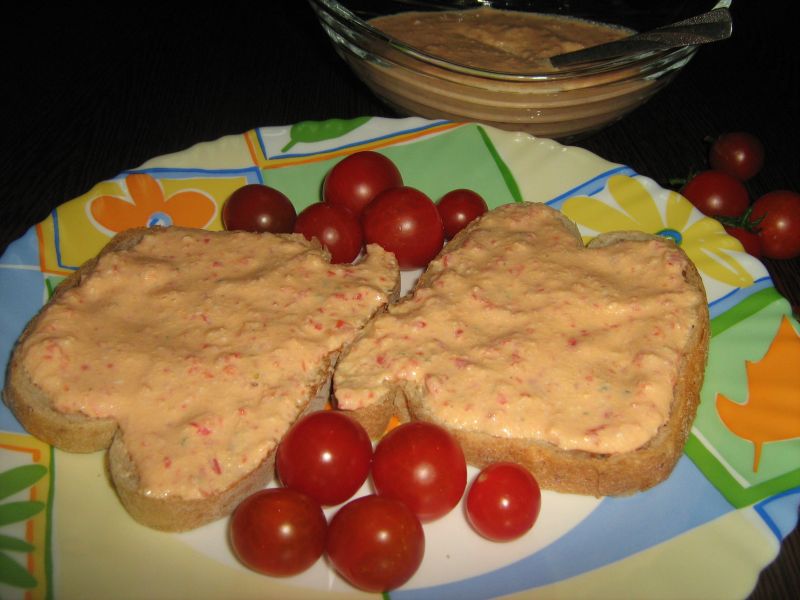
[2,2,798,598]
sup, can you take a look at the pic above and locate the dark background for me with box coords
[1,2,797,598]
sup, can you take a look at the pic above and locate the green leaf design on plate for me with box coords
[0,465,49,591]
[0,465,47,501]
[45,275,66,299]
[0,551,37,588]
[0,533,34,552]
[476,125,523,203]
[281,117,371,152]
[0,501,45,527]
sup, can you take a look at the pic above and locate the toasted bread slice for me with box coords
[333,203,709,496]
[4,226,399,530]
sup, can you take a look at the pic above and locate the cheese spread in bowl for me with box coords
[308,0,732,141]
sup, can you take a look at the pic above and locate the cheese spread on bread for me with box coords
[335,203,706,455]
[19,229,398,500]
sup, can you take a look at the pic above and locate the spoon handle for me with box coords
[549,7,733,68]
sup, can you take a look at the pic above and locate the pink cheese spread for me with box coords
[335,203,705,455]
[370,7,631,72]
[20,229,398,499]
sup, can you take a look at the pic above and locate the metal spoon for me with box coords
[549,7,733,69]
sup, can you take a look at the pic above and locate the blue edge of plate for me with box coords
[0,168,797,599]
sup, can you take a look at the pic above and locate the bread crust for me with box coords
[3,226,400,530]
[335,204,710,496]
[5,228,153,454]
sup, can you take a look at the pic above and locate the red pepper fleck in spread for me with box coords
[20,228,398,499]
[335,203,705,454]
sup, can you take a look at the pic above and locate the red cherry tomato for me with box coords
[323,151,403,217]
[371,421,467,522]
[466,462,542,542]
[222,184,297,233]
[724,225,762,258]
[709,131,765,182]
[229,488,327,577]
[294,202,364,263]
[277,410,373,506]
[326,495,425,592]
[680,171,750,218]
[361,186,445,270]
[437,189,489,239]
[749,190,800,259]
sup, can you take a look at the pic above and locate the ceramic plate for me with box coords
[1,117,798,599]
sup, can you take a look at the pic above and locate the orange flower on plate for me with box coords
[89,173,216,233]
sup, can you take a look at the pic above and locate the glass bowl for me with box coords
[307,0,731,141]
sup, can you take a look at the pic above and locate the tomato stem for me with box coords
[714,204,764,232]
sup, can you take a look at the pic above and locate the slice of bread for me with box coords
[333,202,709,496]
[4,226,399,530]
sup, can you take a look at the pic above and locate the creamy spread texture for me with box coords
[21,229,398,499]
[370,7,631,72]
[335,204,704,454]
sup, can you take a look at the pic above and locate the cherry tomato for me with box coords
[749,190,800,259]
[709,131,765,182]
[371,421,467,522]
[724,225,762,258]
[277,410,373,506]
[222,184,296,233]
[437,189,489,239]
[680,170,750,218]
[326,495,425,592]
[465,462,542,542]
[293,202,364,263]
[229,488,327,577]
[361,186,445,270]
[323,151,403,217]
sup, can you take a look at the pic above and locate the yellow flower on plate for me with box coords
[561,174,754,288]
